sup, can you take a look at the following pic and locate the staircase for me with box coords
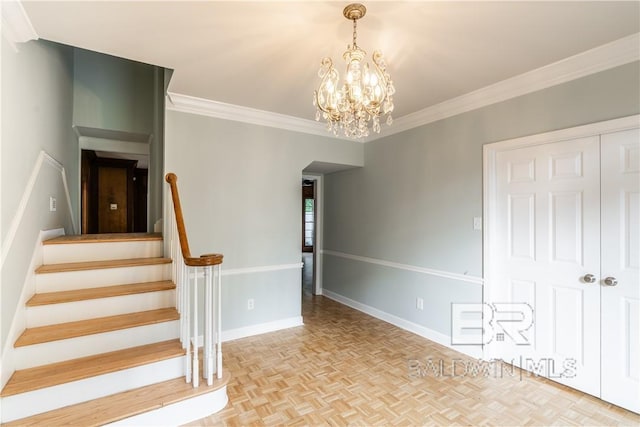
[0,233,229,426]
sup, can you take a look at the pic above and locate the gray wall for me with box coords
[73,49,156,134]
[323,61,640,337]
[73,49,165,228]
[1,39,76,348]
[1,42,170,349]
[165,111,363,330]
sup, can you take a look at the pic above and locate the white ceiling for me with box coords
[21,1,640,123]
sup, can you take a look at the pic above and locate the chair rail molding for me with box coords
[1,151,76,269]
[323,250,483,285]
[188,263,303,280]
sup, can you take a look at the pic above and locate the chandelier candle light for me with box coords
[314,3,395,139]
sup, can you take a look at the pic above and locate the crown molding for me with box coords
[168,33,638,143]
[166,92,355,141]
[376,32,640,141]
[1,0,38,50]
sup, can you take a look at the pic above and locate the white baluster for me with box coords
[172,221,179,313]
[192,266,199,388]
[180,264,191,348]
[182,262,188,344]
[206,266,214,385]
[203,266,209,380]
[216,264,223,379]
[184,264,191,383]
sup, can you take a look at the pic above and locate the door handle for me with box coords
[603,277,618,287]
[582,274,597,283]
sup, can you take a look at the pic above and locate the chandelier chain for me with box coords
[352,19,358,48]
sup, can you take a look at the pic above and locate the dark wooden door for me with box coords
[98,166,129,233]
[133,168,148,232]
[82,150,147,234]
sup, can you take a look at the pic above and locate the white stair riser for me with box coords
[36,264,171,292]
[105,386,229,427]
[1,356,184,422]
[14,320,180,370]
[43,240,163,264]
[26,290,176,327]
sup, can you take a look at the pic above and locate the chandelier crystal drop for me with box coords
[313,3,395,139]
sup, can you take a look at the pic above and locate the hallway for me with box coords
[301,253,313,296]
[188,296,639,426]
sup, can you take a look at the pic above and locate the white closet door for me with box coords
[600,128,640,413]
[494,136,601,396]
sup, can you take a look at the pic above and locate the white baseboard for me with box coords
[221,316,304,342]
[322,290,482,360]
[190,315,304,348]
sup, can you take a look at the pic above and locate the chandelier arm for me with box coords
[314,91,340,121]
[362,103,380,117]
[314,92,332,116]
[372,51,389,84]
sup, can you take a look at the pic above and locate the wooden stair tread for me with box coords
[14,308,180,347]
[35,257,172,274]
[26,281,175,306]
[1,340,184,397]
[44,233,162,245]
[2,372,230,427]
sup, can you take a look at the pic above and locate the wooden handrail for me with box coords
[165,173,223,267]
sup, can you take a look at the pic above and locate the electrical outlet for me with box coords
[247,298,255,310]
[49,197,57,212]
[416,297,424,310]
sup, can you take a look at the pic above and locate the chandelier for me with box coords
[313,3,395,139]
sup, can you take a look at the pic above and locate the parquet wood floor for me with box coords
[188,296,639,426]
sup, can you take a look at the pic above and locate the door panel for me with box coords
[508,193,535,259]
[98,166,128,233]
[601,128,640,413]
[551,285,584,362]
[550,191,583,264]
[494,136,601,396]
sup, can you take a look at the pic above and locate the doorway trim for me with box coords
[303,173,324,295]
[482,114,640,359]
[74,126,151,234]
